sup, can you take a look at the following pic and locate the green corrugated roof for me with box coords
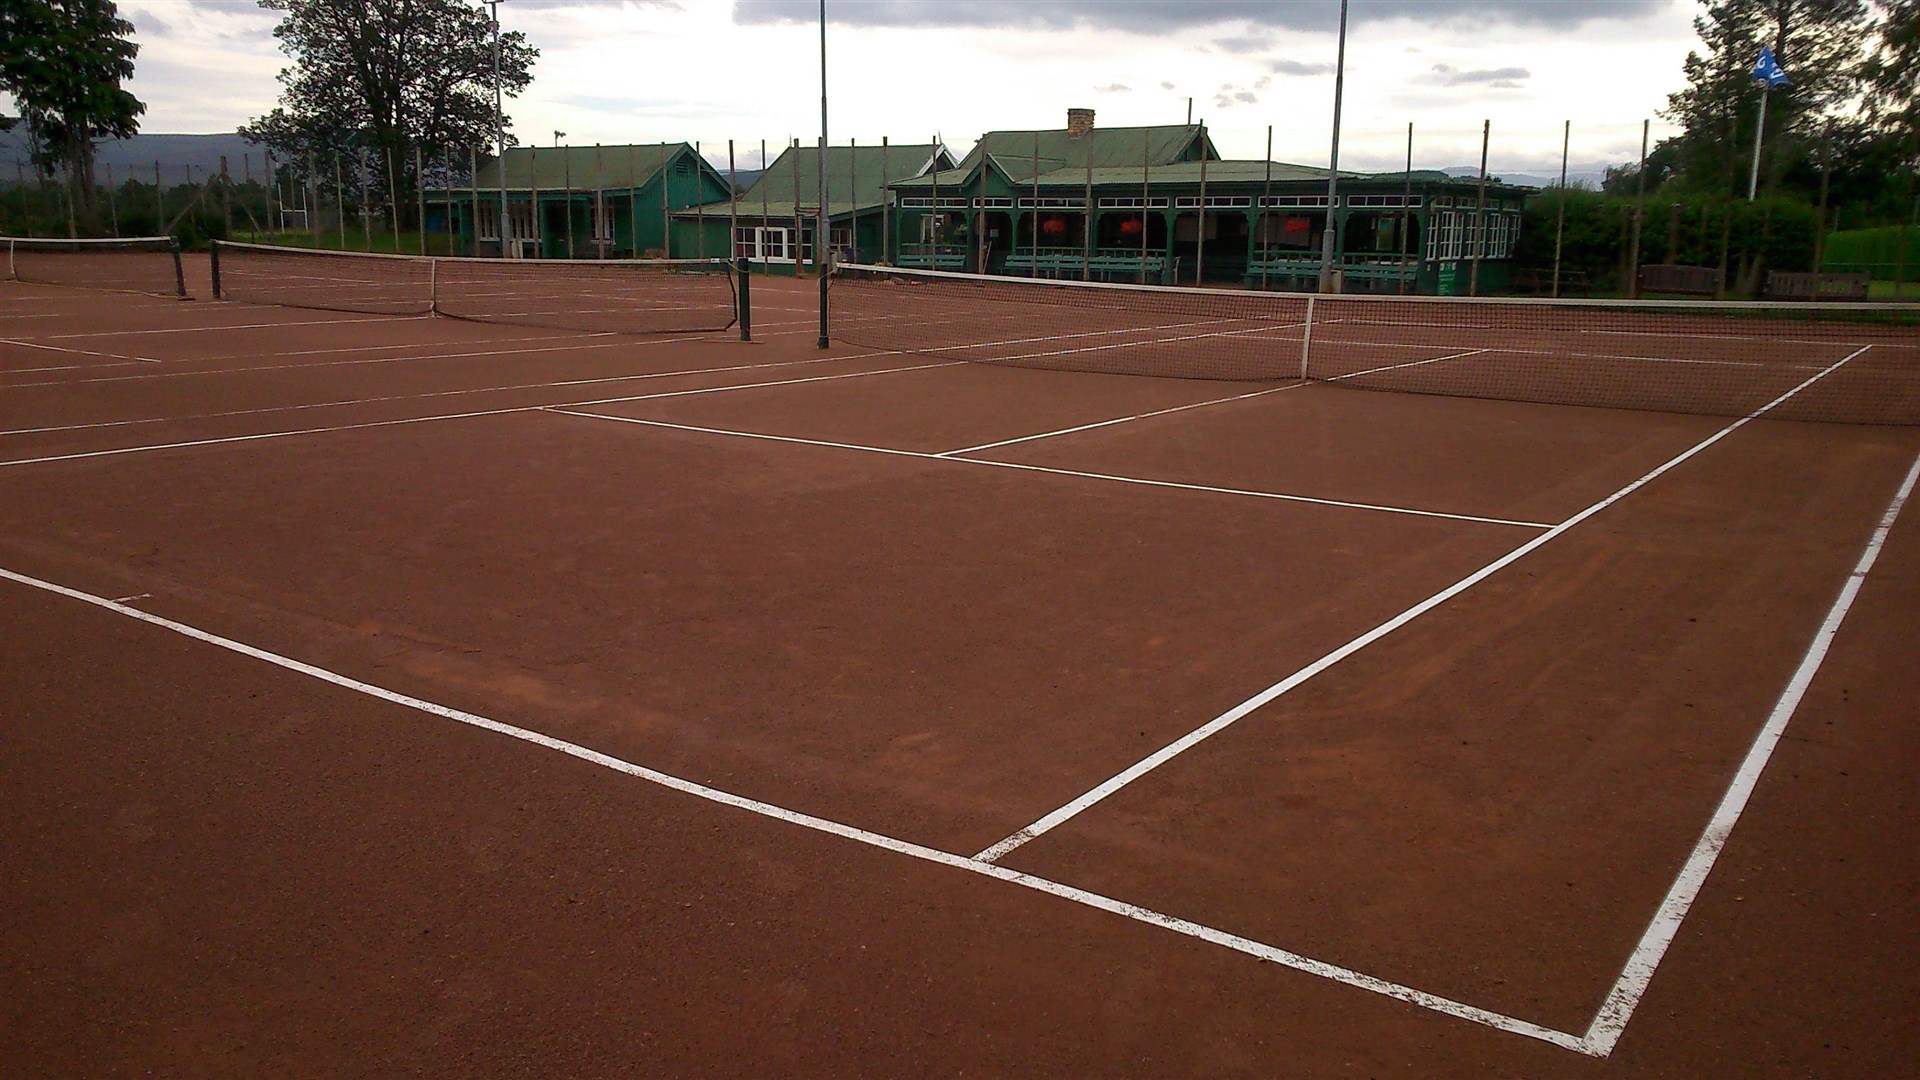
[963,124,1214,179]
[471,143,698,193]
[895,158,1338,192]
[701,142,947,219]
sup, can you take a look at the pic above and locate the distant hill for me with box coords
[1443,165,1610,190]
[2,136,769,190]
[0,133,269,183]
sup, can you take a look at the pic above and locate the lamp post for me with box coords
[487,0,510,256]
[1319,0,1349,293]
[817,0,830,348]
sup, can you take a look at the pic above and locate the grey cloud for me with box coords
[1212,87,1261,108]
[1269,59,1334,77]
[739,0,1651,32]
[131,10,173,37]
[1424,64,1532,88]
[1212,33,1272,53]
[1160,81,1176,90]
[1094,83,1132,93]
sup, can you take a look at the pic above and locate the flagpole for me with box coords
[1747,80,1768,202]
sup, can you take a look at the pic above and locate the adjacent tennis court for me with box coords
[3,243,1916,1077]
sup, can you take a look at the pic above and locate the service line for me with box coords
[546,410,1549,530]
[972,344,1877,863]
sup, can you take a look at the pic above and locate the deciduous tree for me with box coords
[243,0,537,222]
[0,0,145,216]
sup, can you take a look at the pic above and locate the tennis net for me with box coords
[211,242,740,335]
[4,236,186,297]
[829,263,1920,425]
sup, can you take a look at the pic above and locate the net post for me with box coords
[208,239,221,298]
[6,238,14,282]
[172,237,187,298]
[736,256,752,341]
[1298,295,1315,381]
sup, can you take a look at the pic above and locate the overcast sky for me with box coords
[29,0,1704,177]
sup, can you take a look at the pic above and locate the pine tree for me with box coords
[1660,0,1872,195]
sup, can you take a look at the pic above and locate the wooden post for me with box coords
[695,140,705,261]
[665,143,682,259]
[105,162,120,237]
[1145,127,1155,285]
[760,139,771,269]
[1814,121,1831,271]
[415,146,427,254]
[1626,119,1648,298]
[1261,126,1273,291]
[1033,134,1043,278]
[467,147,481,255]
[1195,130,1208,286]
[880,136,890,264]
[1468,119,1489,297]
[219,155,232,237]
[1082,131,1093,282]
[849,137,858,264]
[1399,122,1414,294]
[1552,121,1569,297]
[728,139,739,264]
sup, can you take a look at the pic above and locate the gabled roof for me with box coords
[703,141,949,219]
[471,143,711,193]
[895,124,1216,190]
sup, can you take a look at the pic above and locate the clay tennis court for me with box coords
[3,254,1916,1077]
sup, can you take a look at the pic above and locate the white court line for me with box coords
[938,383,1304,457]
[0,352,867,437]
[0,329,741,391]
[545,410,1551,529]
[32,314,428,341]
[972,344,1878,865]
[0,359,956,468]
[2,338,161,364]
[1325,348,1489,381]
[0,562,1588,1055]
[1581,445,1920,1057]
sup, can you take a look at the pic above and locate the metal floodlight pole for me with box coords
[817,0,830,348]
[1748,80,1769,202]
[1319,0,1349,294]
[488,0,511,256]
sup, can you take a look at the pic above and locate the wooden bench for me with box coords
[1638,264,1721,297]
[1764,271,1872,301]
[896,249,969,271]
[1510,267,1591,294]
[1004,252,1166,282]
[1245,258,1322,289]
[1339,262,1419,288]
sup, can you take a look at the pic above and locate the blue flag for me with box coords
[1753,47,1790,89]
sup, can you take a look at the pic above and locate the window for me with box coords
[1099,197,1169,209]
[1260,195,1329,208]
[735,225,790,260]
[1347,194,1421,208]
[1175,195,1252,208]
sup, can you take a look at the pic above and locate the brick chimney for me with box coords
[1066,108,1095,138]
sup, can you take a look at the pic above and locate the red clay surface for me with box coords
[2,272,1915,1077]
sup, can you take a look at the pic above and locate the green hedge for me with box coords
[1821,225,1920,280]
[1516,191,1817,295]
